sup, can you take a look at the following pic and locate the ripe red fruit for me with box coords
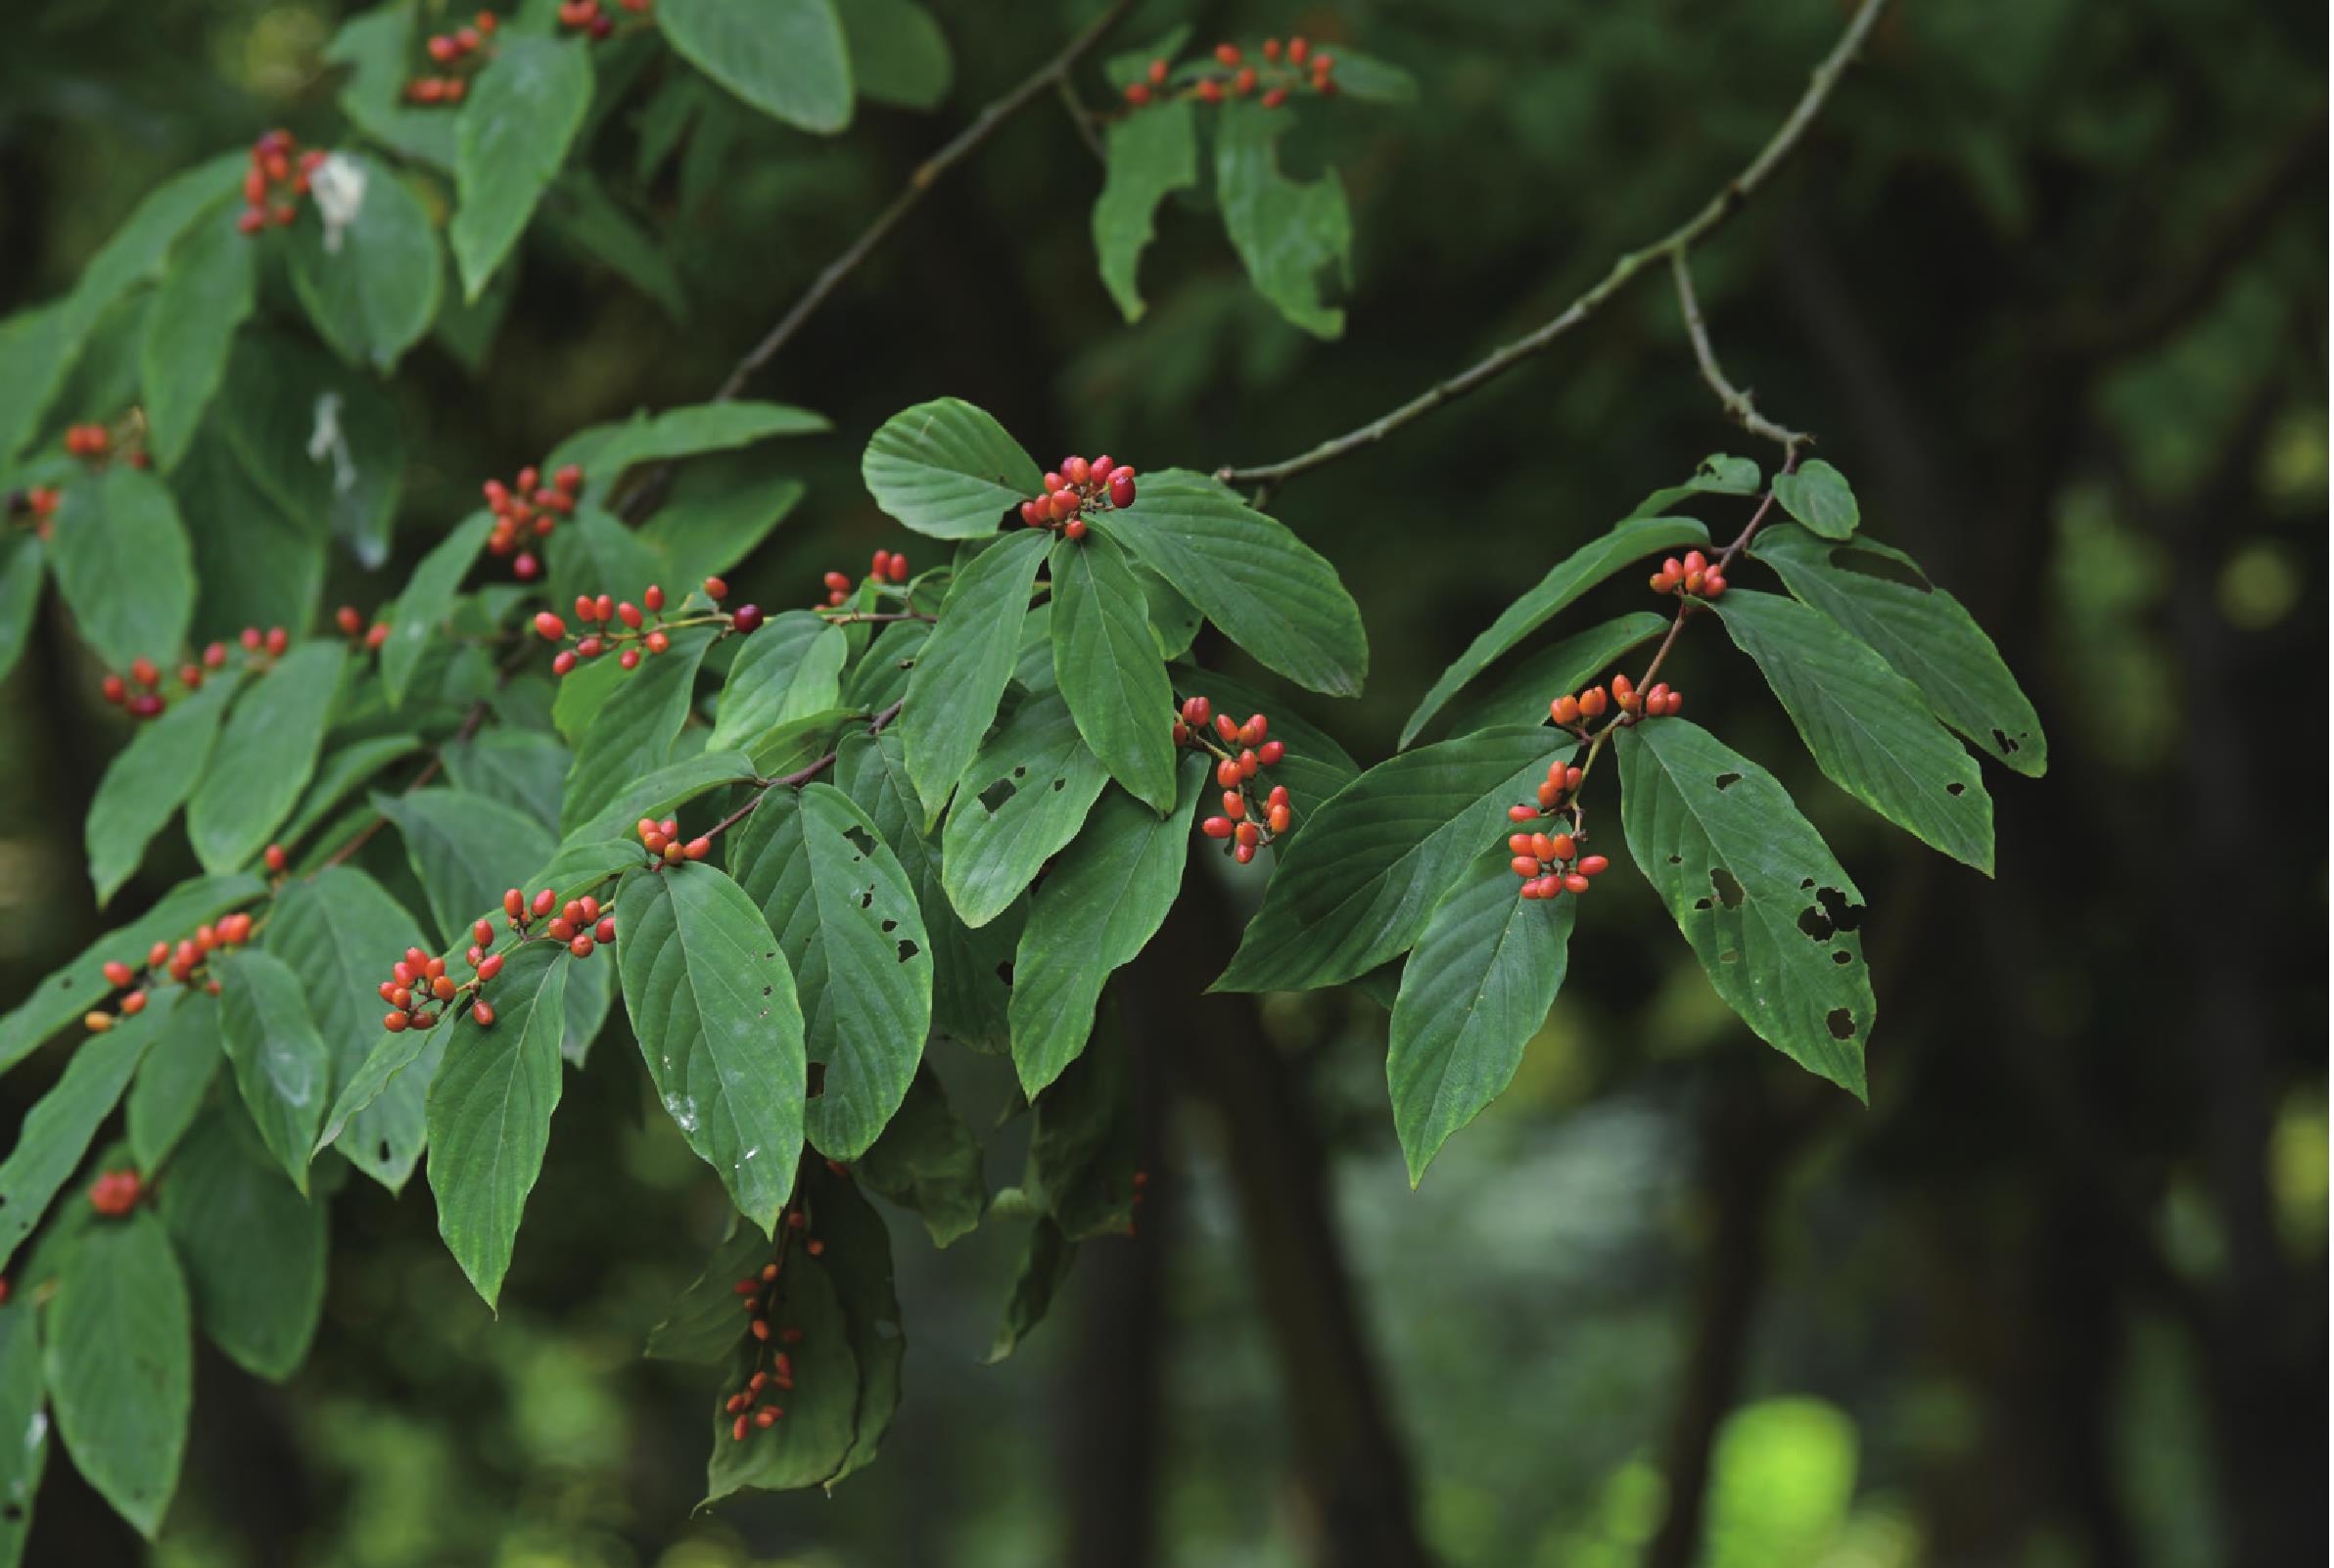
[1578,855,1610,876]
[1124,83,1152,106]
[1512,855,1540,878]
[1700,574,1728,599]
[1147,59,1167,85]
[570,934,594,958]
[1222,791,1246,819]
[1213,713,1238,743]
[473,1001,495,1027]
[1216,758,1241,789]
[535,612,566,641]
[385,1010,409,1032]
[1564,873,1592,895]
[1234,841,1256,863]
[1262,86,1288,109]
[1108,470,1137,509]
[1579,687,1609,718]
[619,649,640,669]
[532,888,556,917]
[595,917,616,945]
[1063,518,1088,540]
[823,571,851,594]
[1268,803,1292,833]
[1201,816,1234,839]
[1234,822,1261,848]
[1508,804,1539,822]
[263,844,288,873]
[704,576,728,600]
[887,553,908,582]
[731,605,765,635]
[103,960,134,988]
[1257,740,1284,766]
[644,583,665,612]
[1215,42,1240,66]
[1551,695,1581,725]
[645,629,672,655]
[1182,695,1211,725]
[477,952,504,981]
[1234,66,1258,95]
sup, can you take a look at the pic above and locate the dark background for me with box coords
[0,1,2324,1564]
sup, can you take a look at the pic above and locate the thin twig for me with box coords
[1669,250,1808,453]
[1214,0,1889,488]
[703,700,907,841]
[1057,76,1106,161]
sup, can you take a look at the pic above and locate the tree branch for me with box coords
[1214,0,1888,489]
[1670,250,1809,453]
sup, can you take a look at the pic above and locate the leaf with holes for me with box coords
[897,530,1048,822]
[1215,726,1561,992]
[1769,458,1859,540]
[140,203,257,470]
[1050,530,1179,811]
[1713,589,1993,872]
[186,641,347,875]
[373,789,557,948]
[451,34,594,299]
[1093,97,1197,322]
[1615,718,1872,1096]
[1629,452,1762,519]
[853,1066,985,1246]
[661,0,851,136]
[49,467,194,672]
[287,151,442,371]
[85,672,239,905]
[709,612,847,754]
[729,783,931,1161]
[157,1103,326,1380]
[942,687,1110,929]
[0,992,174,1274]
[212,950,331,1193]
[1388,850,1574,1184]
[562,627,714,834]
[861,397,1041,540]
[1213,100,1350,338]
[1751,525,2045,776]
[43,1210,191,1539]
[617,862,806,1230]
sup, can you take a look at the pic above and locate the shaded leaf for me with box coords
[1769,458,1859,540]
[212,950,331,1192]
[85,673,239,905]
[1093,98,1196,321]
[0,992,175,1272]
[125,993,221,1175]
[1050,530,1178,811]
[186,641,348,874]
[157,1104,327,1379]
[561,627,714,835]
[43,1210,191,1538]
[709,613,847,754]
[140,205,257,470]
[853,1067,984,1246]
[1214,100,1350,338]
[374,788,558,948]
[663,0,853,135]
[287,152,443,370]
[841,0,951,109]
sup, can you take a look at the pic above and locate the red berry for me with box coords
[473,1001,495,1027]
[1257,740,1284,766]
[532,888,556,916]
[570,934,594,958]
[103,960,134,988]
[477,952,504,981]
[1512,855,1540,878]
[731,605,765,635]
[263,844,288,873]
[1267,804,1292,833]
[551,651,578,677]
[1063,518,1088,540]
[535,611,566,641]
[1124,83,1152,106]
[618,601,643,628]
[595,917,616,945]
[1215,42,1240,66]
[704,576,728,600]
[1223,791,1245,819]
[644,583,665,612]
[1108,472,1136,509]
[385,1010,409,1033]
[1201,816,1234,840]
[1234,821,1261,848]
[1508,804,1539,822]
[684,837,711,860]
[1262,86,1287,109]
[645,629,671,655]
[1578,855,1610,876]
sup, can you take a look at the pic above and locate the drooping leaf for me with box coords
[645,1219,773,1363]
[560,749,757,849]
[1213,100,1350,338]
[556,401,827,507]
[708,613,847,754]
[541,171,687,322]
[861,398,1042,540]
[49,467,194,672]
[157,1103,327,1380]
[561,627,714,835]
[373,788,558,948]
[897,530,1049,823]
[802,1163,903,1481]
[0,1291,46,1568]
[43,1210,192,1539]
[1398,516,1709,746]
[0,533,41,691]
[1628,452,1762,519]
[125,993,221,1175]
[1050,530,1179,812]
[140,204,257,471]
[214,332,404,568]
[1462,612,1670,739]
[988,1216,1073,1362]
[1093,98,1197,321]
[1387,851,1574,1184]
[85,673,240,905]
[617,862,807,1230]
[287,151,443,370]
[0,992,174,1273]
[841,0,950,108]
[661,0,853,136]
[941,686,1110,929]
[843,618,928,714]
[1769,458,1859,540]
[702,1252,858,1499]
[853,1067,984,1246]
[186,641,348,875]
[1614,718,1873,1096]
[1214,726,1561,992]
[211,949,331,1192]
[451,34,595,299]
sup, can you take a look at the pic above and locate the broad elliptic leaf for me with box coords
[157,1104,327,1380]
[1094,98,1197,321]
[853,1067,984,1246]
[1009,756,1204,1096]
[43,1210,192,1539]
[617,862,807,1231]
[186,641,348,874]
[0,1290,46,1568]
[709,612,846,754]
[555,402,827,507]
[373,788,557,948]
[702,1253,858,1500]
[0,532,41,691]
[140,204,257,471]
[326,1,459,170]
[841,0,951,108]
[49,467,194,672]
[1398,516,1709,746]
[645,1219,775,1364]
[451,34,594,300]
[729,784,932,1160]
[126,992,222,1175]
[561,749,757,850]
[383,512,493,708]
[176,433,325,644]
[1388,851,1574,1184]
[803,1164,904,1481]
[1215,726,1561,992]
[85,672,240,905]
[546,505,662,622]
[1769,458,1859,540]
[443,729,571,835]
[661,0,853,136]
[1213,100,1351,339]
[562,627,714,835]
[214,332,404,568]
[0,992,175,1272]
[426,941,571,1308]
[1615,718,1873,1096]
[1712,589,1993,872]
[640,469,805,588]
[1103,470,1367,697]
[942,686,1110,929]
[898,530,1048,822]
[212,950,332,1192]
[287,151,443,371]
[1463,613,1670,739]
[1751,525,2046,776]
[861,398,1042,540]
[1050,531,1178,811]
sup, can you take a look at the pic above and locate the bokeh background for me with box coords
[0,1,2325,1565]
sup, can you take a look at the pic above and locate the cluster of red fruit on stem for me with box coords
[1180,696,1290,864]
[1551,671,1683,731]
[637,815,711,866]
[333,605,394,650]
[485,461,583,578]
[558,0,652,40]
[88,1169,143,1218]
[86,908,257,1034]
[1123,37,1339,110]
[724,1226,815,1441]
[1018,454,1136,539]
[6,485,62,535]
[403,11,497,105]
[99,622,326,721]
[1508,826,1610,900]
[818,549,910,606]
[235,130,326,235]
[537,577,764,675]
[1650,549,1728,600]
[503,883,618,962]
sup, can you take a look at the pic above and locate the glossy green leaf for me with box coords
[861,398,1041,540]
[1770,458,1859,540]
[1050,530,1179,812]
[287,152,442,370]
[1094,98,1196,321]
[1388,851,1573,1184]
[212,949,331,1192]
[157,1104,327,1379]
[709,613,847,753]
[49,467,194,671]
[125,993,221,1175]
[186,641,348,875]
[702,1254,858,1499]
[843,619,928,714]
[1463,613,1670,738]
[1214,100,1350,338]
[0,993,174,1272]
[426,941,571,1307]
[942,686,1110,929]
[841,0,950,108]
[1399,516,1708,746]
[617,862,806,1230]
[0,1294,45,1568]
[140,205,257,471]
[562,627,714,835]
[43,1210,191,1538]
[1713,589,1993,871]
[1629,453,1761,519]
[85,673,240,905]
[897,530,1048,823]
[853,1067,983,1246]
[452,34,594,299]
[0,533,41,691]
[1214,726,1561,992]
[1615,718,1872,1096]
[374,788,558,948]
[1102,470,1366,697]
[214,332,404,568]
[662,0,852,135]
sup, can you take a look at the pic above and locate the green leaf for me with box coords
[1387,851,1573,1184]
[853,1067,983,1246]
[1615,719,1873,1097]
[552,639,630,741]
[709,613,847,754]
[278,734,424,851]
[616,862,807,1230]
[843,619,927,713]
[1094,99,1197,321]
[988,1216,1073,1362]
[1214,100,1350,338]
[546,506,662,620]
[175,433,325,646]
[212,950,331,1192]
[640,470,805,587]
[327,1,459,170]
[157,1104,327,1380]
[85,673,240,905]
[1751,525,2046,776]
[1010,756,1204,1096]
[452,34,595,300]
[662,0,852,135]
[443,729,570,835]
[267,867,433,1190]
[1769,458,1859,540]
[0,533,41,691]
[861,398,1042,540]
[897,530,1048,824]
[729,784,931,1160]
[941,686,1110,929]
[186,641,348,874]
[1164,664,1359,845]
[645,1219,773,1363]
[287,152,442,370]
[214,332,404,568]
[426,941,572,1308]
[1137,565,1201,659]
[803,1164,903,1481]
[1398,516,1709,746]
[1050,531,1179,812]
[0,993,174,1272]
[43,1210,191,1538]
[140,205,257,471]
[1103,470,1366,697]
[126,993,221,1175]
[559,749,757,850]
[559,402,827,507]
[1214,726,1560,992]
[1028,1022,1135,1241]
[542,172,687,322]
[49,467,194,671]
[1311,46,1418,104]
[1629,453,1761,518]
[561,628,714,835]
[1463,613,1670,738]
[374,789,558,948]
[702,1254,858,1499]
[0,1294,46,1568]
[841,0,949,108]
[1712,589,1993,872]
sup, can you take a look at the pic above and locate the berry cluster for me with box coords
[403,11,497,105]
[1510,757,1586,823]
[98,623,321,721]
[1650,549,1728,601]
[235,130,326,236]
[1017,454,1136,539]
[87,1169,143,1218]
[635,815,711,866]
[723,1236,812,1443]
[86,908,257,1034]
[484,461,583,578]
[7,485,61,536]
[333,605,394,650]
[62,423,134,467]
[537,578,764,676]
[1508,826,1610,900]
[502,883,618,959]
[1179,696,1291,864]
[558,0,652,40]
[818,549,910,606]
[1123,37,1339,110]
